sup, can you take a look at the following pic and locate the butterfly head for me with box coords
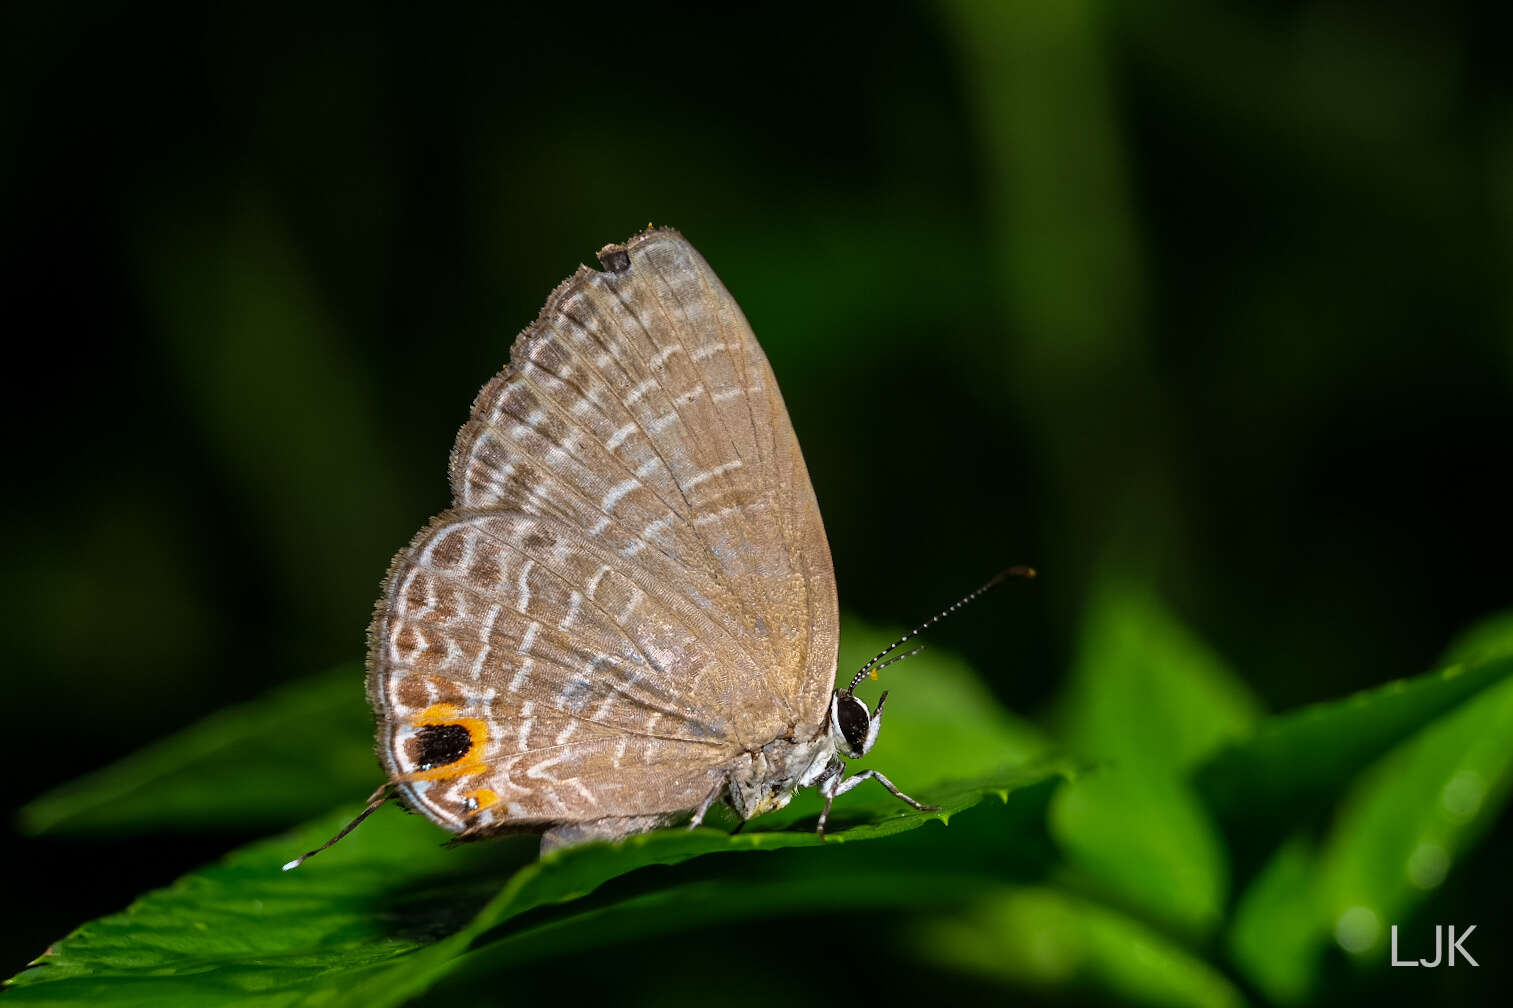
[829,689,885,759]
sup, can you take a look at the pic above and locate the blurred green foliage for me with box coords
[3,0,1511,1004]
[10,615,1512,1006]
[8,623,1073,1006]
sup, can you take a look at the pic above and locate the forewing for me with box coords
[447,229,838,738]
[370,512,739,830]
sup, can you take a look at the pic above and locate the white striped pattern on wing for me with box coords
[369,230,840,836]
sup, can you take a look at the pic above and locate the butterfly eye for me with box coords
[836,695,871,755]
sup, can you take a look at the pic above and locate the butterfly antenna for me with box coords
[873,645,927,674]
[282,782,396,871]
[846,565,1037,694]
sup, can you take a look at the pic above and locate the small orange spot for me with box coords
[464,788,499,813]
[401,703,490,782]
[869,670,879,681]
[417,702,460,723]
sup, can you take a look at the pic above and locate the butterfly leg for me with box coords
[816,766,939,839]
[840,769,940,813]
[686,775,727,831]
[813,758,845,839]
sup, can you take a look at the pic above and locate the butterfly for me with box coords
[287,229,1029,868]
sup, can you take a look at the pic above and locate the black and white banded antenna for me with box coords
[845,565,1037,694]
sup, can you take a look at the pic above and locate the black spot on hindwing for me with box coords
[414,723,472,769]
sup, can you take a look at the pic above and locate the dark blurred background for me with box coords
[3,0,1510,1000]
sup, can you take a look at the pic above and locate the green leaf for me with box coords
[1226,836,1324,1004]
[1194,652,1513,836]
[1224,612,1513,1001]
[1440,608,1513,665]
[1049,768,1228,935]
[19,666,374,836]
[11,619,1062,1003]
[1059,576,1262,773]
[432,772,1068,990]
[916,885,1246,1008]
[1047,579,1247,935]
[442,869,996,989]
[1315,668,1513,962]
[5,766,1067,1006]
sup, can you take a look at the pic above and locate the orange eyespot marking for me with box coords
[402,703,490,781]
[416,702,461,724]
[464,788,499,814]
[869,670,879,681]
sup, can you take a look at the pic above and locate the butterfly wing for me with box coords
[369,229,839,834]
[371,512,741,831]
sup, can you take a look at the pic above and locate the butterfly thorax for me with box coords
[726,733,836,820]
